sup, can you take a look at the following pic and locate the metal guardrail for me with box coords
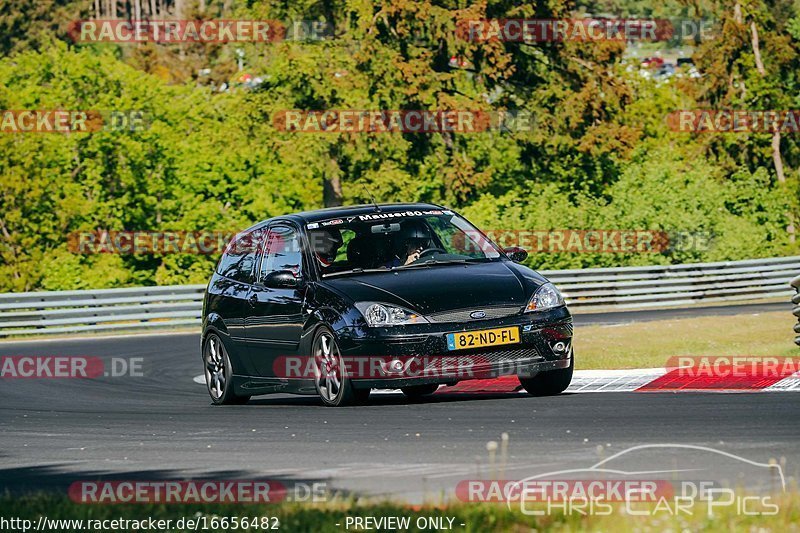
[0,255,798,337]
[542,255,800,309]
[0,285,206,337]
[792,274,800,347]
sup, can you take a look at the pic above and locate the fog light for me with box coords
[551,341,568,354]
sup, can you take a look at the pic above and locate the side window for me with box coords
[216,227,264,283]
[260,226,303,281]
[429,215,498,258]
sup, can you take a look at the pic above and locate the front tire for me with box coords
[519,353,574,396]
[312,327,366,407]
[204,333,250,405]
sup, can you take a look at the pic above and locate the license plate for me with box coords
[446,326,520,351]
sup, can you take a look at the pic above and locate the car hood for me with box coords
[320,260,546,315]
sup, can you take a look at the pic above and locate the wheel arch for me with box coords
[201,314,247,374]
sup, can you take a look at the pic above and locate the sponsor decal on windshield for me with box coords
[308,210,445,228]
[357,210,442,221]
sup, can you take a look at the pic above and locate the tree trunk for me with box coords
[750,18,794,241]
[772,131,785,183]
[750,22,766,75]
[772,130,795,241]
[323,175,343,207]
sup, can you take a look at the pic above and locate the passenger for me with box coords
[309,228,343,268]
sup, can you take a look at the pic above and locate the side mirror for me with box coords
[504,246,528,263]
[264,270,301,289]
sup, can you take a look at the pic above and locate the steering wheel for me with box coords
[417,247,446,259]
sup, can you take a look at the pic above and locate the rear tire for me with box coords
[519,353,574,396]
[401,384,440,399]
[204,333,250,405]
[312,326,363,407]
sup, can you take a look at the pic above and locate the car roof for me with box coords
[234,203,450,236]
[272,202,447,225]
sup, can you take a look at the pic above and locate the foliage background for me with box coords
[0,0,798,291]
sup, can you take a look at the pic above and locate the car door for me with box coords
[245,224,307,376]
[209,226,266,375]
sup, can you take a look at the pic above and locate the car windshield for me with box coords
[306,209,502,277]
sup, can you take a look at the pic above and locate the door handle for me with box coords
[248,293,258,306]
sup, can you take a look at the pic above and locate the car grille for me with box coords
[469,347,540,364]
[378,348,541,380]
[427,305,522,323]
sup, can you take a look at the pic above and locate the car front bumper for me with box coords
[335,306,573,389]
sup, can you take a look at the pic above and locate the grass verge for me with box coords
[573,311,797,370]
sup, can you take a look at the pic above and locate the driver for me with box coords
[309,228,343,268]
[386,220,434,267]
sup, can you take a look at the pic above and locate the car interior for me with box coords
[312,219,447,274]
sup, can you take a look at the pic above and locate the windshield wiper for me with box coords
[394,258,469,270]
[323,266,391,278]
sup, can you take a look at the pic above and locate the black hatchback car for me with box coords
[201,203,573,406]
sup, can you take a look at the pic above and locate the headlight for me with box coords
[524,282,565,312]
[354,302,428,327]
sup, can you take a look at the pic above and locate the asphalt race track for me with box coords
[1,304,798,503]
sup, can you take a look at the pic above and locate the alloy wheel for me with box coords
[205,334,226,400]
[313,331,343,402]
